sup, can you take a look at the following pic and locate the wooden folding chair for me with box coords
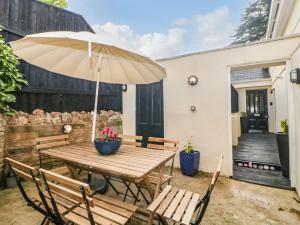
[103,134,143,202]
[131,137,179,205]
[147,155,223,225]
[36,134,71,176]
[5,157,53,225]
[39,168,137,225]
[147,137,179,184]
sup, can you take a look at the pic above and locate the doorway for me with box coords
[246,89,269,131]
[136,80,164,138]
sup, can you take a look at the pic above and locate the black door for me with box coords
[246,89,268,130]
[136,80,164,138]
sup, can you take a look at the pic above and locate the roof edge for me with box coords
[157,33,300,62]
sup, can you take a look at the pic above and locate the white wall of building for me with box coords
[269,66,289,132]
[123,35,300,177]
[290,46,300,196]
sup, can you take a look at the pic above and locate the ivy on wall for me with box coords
[0,26,28,115]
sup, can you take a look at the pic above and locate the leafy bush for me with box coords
[240,112,248,117]
[40,0,68,8]
[0,26,28,115]
[280,119,288,134]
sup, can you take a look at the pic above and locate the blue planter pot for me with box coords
[94,138,121,155]
[180,150,200,176]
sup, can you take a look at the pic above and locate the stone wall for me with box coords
[0,109,122,184]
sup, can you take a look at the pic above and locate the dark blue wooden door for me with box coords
[136,81,164,138]
[246,89,269,130]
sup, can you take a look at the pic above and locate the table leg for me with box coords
[146,164,167,225]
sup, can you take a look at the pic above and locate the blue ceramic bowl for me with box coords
[94,138,121,155]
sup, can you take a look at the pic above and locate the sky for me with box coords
[67,0,249,59]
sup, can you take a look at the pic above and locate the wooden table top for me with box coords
[40,143,175,183]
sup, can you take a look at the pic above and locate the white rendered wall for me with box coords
[122,35,300,177]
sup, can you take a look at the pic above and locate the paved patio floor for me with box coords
[0,169,299,225]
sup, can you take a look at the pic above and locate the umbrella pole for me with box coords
[91,53,103,142]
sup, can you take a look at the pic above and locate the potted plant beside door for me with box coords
[180,137,200,176]
[240,112,248,133]
[276,119,289,177]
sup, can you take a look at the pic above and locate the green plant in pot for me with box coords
[240,112,248,133]
[276,119,289,177]
[179,137,200,176]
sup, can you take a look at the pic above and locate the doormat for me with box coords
[234,160,281,171]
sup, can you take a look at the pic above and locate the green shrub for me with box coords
[40,0,68,8]
[240,112,247,117]
[280,119,288,134]
[0,26,28,115]
[184,136,194,153]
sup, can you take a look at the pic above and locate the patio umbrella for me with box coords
[10,31,166,141]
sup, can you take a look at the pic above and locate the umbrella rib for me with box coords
[113,46,164,82]
[105,47,133,84]
[19,41,87,67]
[112,45,165,73]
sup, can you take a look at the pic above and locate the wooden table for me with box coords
[40,143,175,225]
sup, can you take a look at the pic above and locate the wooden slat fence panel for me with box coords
[0,0,122,113]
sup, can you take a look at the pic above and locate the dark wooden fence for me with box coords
[0,0,122,113]
[231,86,239,113]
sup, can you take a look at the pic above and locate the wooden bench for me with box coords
[36,135,71,176]
[39,168,138,225]
[5,157,51,225]
[147,156,223,225]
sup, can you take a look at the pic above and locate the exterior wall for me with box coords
[283,0,300,35]
[290,47,300,195]
[269,66,289,132]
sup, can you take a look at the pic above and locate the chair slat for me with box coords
[36,141,69,150]
[36,135,69,142]
[147,185,172,212]
[47,182,93,207]
[64,212,93,225]
[181,193,200,225]
[93,195,138,213]
[172,191,193,222]
[6,157,38,175]
[147,137,179,152]
[12,167,42,186]
[70,206,119,225]
[85,204,129,224]
[40,168,92,195]
[119,134,142,147]
[93,199,133,218]
[156,187,179,215]
[163,189,185,219]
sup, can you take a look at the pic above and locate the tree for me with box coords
[0,27,28,115]
[40,0,68,9]
[232,0,271,45]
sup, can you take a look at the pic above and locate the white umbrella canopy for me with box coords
[10,31,166,84]
[10,31,166,141]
